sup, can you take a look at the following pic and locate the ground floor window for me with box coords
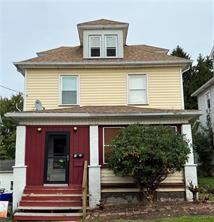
[100,125,180,165]
[103,127,123,164]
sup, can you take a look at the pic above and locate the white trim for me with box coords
[205,90,211,112]
[180,68,185,109]
[12,118,191,126]
[90,125,99,165]
[23,69,27,111]
[13,126,26,211]
[182,124,194,165]
[127,73,149,105]
[59,75,80,105]
[102,126,123,164]
[181,124,198,201]
[6,110,202,119]
[89,125,101,208]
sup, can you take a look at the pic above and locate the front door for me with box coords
[44,132,70,184]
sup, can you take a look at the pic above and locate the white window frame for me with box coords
[205,90,211,113]
[104,34,118,58]
[128,74,148,105]
[88,35,102,58]
[60,75,80,105]
[103,127,123,164]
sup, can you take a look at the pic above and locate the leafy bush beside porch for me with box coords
[108,124,190,202]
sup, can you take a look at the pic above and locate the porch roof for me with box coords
[6,106,202,119]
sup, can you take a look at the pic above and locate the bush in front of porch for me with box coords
[108,124,190,202]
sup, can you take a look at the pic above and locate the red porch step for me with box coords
[22,194,81,201]
[14,185,88,222]
[19,200,82,207]
[24,186,82,194]
[14,212,82,221]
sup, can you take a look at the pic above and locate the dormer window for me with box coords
[105,35,117,57]
[89,35,101,57]
[87,33,120,58]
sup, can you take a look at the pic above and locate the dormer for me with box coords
[77,19,129,59]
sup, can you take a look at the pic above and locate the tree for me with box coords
[0,94,23,159]
[171,46,213,109]
[192,117,214,176]
[108,124,190,202]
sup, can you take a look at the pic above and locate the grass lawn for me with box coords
[198,177,214,201]
[199,177,214,188]
[115,216,214,222]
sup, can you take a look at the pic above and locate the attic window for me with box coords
[89,35,101,57]
[105,35,117,57]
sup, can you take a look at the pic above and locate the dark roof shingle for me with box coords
[0,160,14,172]
[23,105,195,114]
[18,45,188,64]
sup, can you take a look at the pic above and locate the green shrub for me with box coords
[108,124,190,202]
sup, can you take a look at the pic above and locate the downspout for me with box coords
[180,65,191,109]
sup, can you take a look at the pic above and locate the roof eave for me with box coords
[5,110,202,120]
[14,60,192,75]
[191,77,214,97]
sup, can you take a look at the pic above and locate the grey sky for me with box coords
[0,0,213,98]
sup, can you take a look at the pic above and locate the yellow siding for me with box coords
[25,67,182,111]
[101,168,184,185]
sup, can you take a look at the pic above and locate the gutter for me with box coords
[14,60,192,66]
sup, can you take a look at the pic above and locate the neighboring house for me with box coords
[0,160,14,193]
[6,19,201,221]
[192,76,214,130]
[210,45,214,70]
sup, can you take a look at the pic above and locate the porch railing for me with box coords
[82,160,88,219]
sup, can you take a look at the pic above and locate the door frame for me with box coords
[44,131,70,184]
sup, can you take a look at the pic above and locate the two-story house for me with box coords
[6,19,201,221]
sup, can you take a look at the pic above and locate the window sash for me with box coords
[61,76,78,105]
[128,75,147,104]
[89,35,101,57]
[105,35,117,57]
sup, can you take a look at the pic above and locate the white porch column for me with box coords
[89,125,101,208]
[182,124,198,201]
[13,126,27,211]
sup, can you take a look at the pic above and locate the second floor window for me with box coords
[128,74,148,104]
[89,35,101,57]
[61,76,78,105]
[105,35,117,57]
[205,91,211,113]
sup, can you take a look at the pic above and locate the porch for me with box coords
[6,106,201,220]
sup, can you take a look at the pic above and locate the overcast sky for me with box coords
[0,0,213,98]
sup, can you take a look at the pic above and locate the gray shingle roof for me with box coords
[0,160,14,172]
